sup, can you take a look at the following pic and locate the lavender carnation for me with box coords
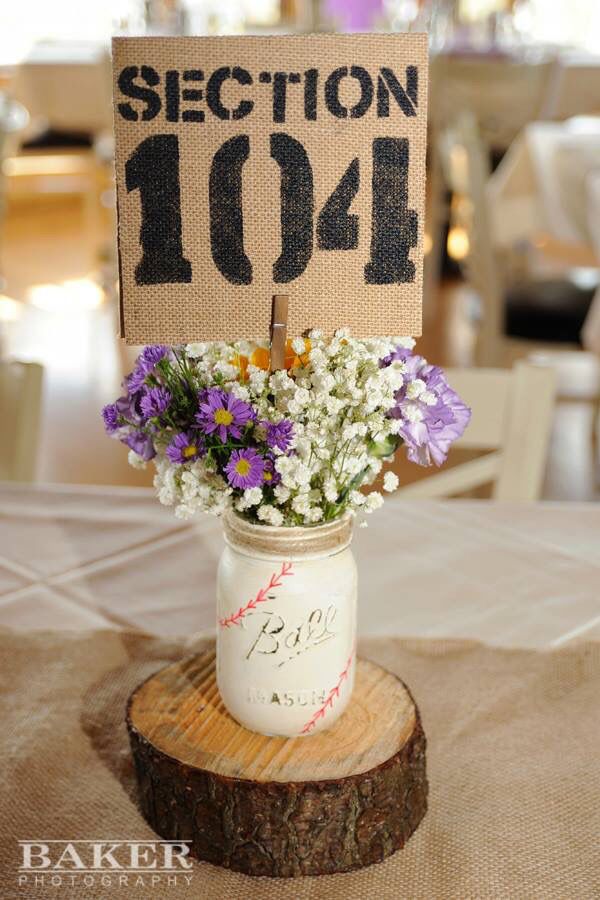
[390,354,471,466]
[124,431,156,461]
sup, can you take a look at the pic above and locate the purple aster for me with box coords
[389,354,471,467]
[262,455,281,487]
[126,366,148,394]
[166,431,205,464]
[101,403,119,434]
[224,448,264,489]
[140,386,172,419]
[196,388,255,443]
[263,419,294,453]
[124,347,168,395]
[123,430,156,461]
[138,344,169,375]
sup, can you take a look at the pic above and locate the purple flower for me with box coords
[380,345,413,368]
[115,389,143,426]
[262,455,281,486]
[263,419,294,453]
[138,344,169,375]
[196,388,255,443]
[124,431,156,461]
[102,403,119,434]
[390,354,471,467]
[140,386,171,419]
[166,431,204,464]
[224,448,264,489]
[124,346,169,395]
[126,367,147,394]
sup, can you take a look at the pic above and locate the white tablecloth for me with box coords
[1,482,599,648]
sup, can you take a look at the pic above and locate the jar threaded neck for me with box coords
[223,510,354,559]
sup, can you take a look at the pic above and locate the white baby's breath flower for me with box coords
[403,403,424,424]
[349,490,366,507]
[323,477,339,502]
[125,331,445,527]
[383,471,399,493]
[406,378,426,400]
[128,450,147,470]
[305,506,324,523]
[291,336,306,354]
[291,493,311,515]
[257,504,284,526]
[185,342,208,358]
[308,347,327,370]
[273,484,291,503]
[230,382,250,401]
[394,336,416,349]
[364,491,384,513]
[243,486,263,507]
[174,503,195,519]
[213,361,238,380]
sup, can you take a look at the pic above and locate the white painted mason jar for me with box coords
[217,511,357,737]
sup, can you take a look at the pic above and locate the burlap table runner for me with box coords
[1,629,598,899]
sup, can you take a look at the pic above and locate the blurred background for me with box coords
[1,0,600,500]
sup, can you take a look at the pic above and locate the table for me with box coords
[487,117,600,352]
[1,482,599,647]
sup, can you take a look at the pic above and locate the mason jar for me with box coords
[216,511,357,737]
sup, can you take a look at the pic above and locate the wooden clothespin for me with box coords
[270,294,288,372]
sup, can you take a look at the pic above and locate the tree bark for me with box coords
[127,651,428,878]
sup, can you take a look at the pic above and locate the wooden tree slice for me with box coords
[127,649,428,878]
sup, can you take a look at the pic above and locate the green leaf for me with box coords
[368,434,400,459]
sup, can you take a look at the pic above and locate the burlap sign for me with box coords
[112,34,428,343]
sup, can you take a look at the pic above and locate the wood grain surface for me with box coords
[127,650,428,876]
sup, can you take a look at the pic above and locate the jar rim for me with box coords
[223,509,354,559]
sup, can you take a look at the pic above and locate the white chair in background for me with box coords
[396,362,556,501]
[424,57,556,325]
[429,56,556,153]
[0,361,44,481]
[438,112,599,370]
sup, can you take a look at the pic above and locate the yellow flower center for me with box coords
[263,471,272,481]
[214,408,233,426]
[235,459,251,477]
[183,445,197,458]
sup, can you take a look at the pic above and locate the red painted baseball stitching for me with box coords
[300,651,354,735]
[218,561,293,628]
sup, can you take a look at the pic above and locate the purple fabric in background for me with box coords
[324,0,384,31]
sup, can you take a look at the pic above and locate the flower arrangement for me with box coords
[102,331,470,526]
